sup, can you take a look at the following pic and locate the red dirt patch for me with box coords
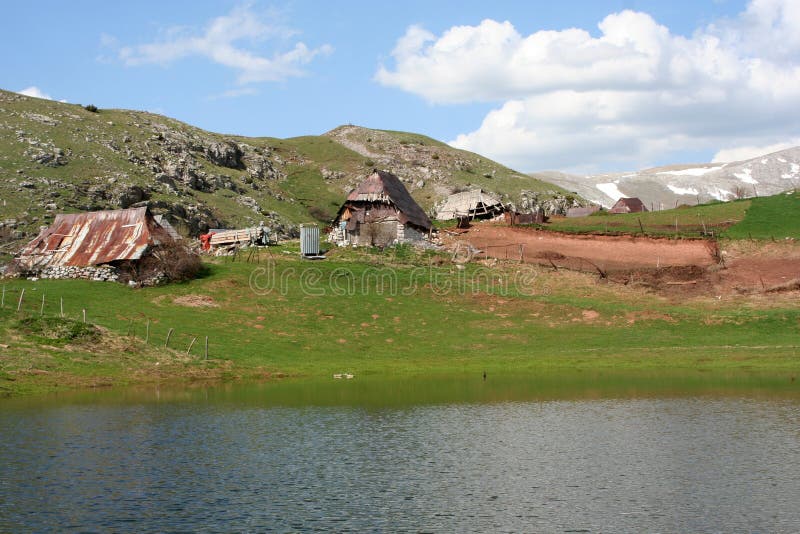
[445,223,714,270]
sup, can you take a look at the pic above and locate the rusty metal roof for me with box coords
[343,170,431,230]
[17,207,169,268]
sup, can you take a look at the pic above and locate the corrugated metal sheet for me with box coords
[300,224,320,255]
[153,215,182,240]
[17,207,169,268]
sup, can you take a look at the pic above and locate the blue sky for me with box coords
[4,0,800,173]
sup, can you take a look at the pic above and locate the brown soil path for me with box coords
[446,224,714,270]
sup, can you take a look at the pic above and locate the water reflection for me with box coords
[1,376,799,532]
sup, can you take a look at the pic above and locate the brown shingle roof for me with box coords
[345,170,432,230]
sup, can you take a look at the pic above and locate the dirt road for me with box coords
[446,224,715,271]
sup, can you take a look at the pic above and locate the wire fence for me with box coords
[0,284,210,359]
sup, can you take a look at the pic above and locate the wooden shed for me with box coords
[329,170,432,247]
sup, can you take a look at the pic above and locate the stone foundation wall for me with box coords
[38,265,119,282]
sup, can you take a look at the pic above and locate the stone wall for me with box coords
[38,265,119,282]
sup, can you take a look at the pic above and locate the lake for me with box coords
[1,374,799,532]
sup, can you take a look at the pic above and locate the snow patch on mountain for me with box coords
[596,182,625,202]
[734,168,758,184]
[536,145,800,209]
[667,185,699,196]
[658,167,718,177]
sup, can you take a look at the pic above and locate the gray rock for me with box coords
[205,140,243,168]
[117,185,150,208]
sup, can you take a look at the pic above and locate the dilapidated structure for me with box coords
[435,189,506,221]
[610,197,648,214]
[329,170,432,247]
[16,207,174,271]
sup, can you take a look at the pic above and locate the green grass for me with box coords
[725,190,800,239]
[546,199,749,237]
[2,246,799,396]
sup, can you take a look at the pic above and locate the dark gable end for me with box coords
[610,197,648,213]
[345,170,432,230]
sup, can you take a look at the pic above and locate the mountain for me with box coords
[536,148,800,210]
[0,89,569,245]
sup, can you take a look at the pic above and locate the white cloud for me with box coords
[207,87,260,100]
[117,4,332,86]
[16,86,67,103]
[377,1,800,172]
[17,86,53,99]
[712,139,800,162]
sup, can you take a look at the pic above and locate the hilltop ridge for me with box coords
[0,89,569,246]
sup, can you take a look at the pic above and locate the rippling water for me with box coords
[2,382,800,532]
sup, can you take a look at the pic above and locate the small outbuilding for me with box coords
[435,189,506,221]
[16,207,174,271]
[329,170,432,247]
[610,197,648,214]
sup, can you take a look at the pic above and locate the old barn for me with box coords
[610,197,648,214]
[16,207,174,271]
[329,170,432,247]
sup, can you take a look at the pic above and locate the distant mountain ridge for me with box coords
[535,147,800,209]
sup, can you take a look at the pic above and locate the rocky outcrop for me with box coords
[205,140,243,168]
[25,145,68,167]
[116,185,150,208]
[241,145,283,181]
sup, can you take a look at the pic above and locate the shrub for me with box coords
[118,239,204,284]
[308,205,334,222]
[16,316,99,343]
[84,104,98,113]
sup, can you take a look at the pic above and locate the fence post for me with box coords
[187,337,197,355]
[40,294,45,315]
[205,336,209,360]
[165,328,174,348]
[17,288,25,312]
[145,320,150,344]
[82,309,86,323]
[60,297,64,318]
[1,284,5,308]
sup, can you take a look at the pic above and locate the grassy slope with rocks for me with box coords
[324,125,571,212]
[0,89,570,252]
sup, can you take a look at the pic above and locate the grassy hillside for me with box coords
[325,125,570,211]
[2,246,799,396]
[725,191,800,239]
[0,89,570,248]
[544,191,800,240]
[546,199,750,237]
